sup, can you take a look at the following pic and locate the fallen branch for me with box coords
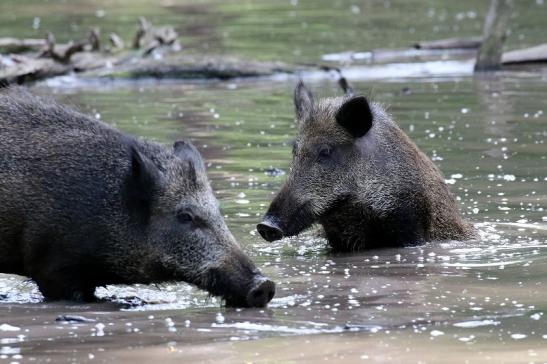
[132,17,151,49]
[414,36,482,50]
[132,17,181,55]
[89,28,101,51]
[0,37,46,53]
[40,32,87,64]
[502,43,547,64]
[109,33,125,50]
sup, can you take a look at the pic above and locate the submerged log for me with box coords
[414,36,483,50]
[0,55,68,85]
[1,50,298,86]
[0,37,46,53]
[88,54,294,80]
[474,0,513,72]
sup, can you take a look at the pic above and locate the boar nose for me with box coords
[257,219,283,242]
[246,276,276,307]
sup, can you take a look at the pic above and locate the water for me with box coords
[1,0,546,63]
[1,72,545,364]
[2,1,547,363]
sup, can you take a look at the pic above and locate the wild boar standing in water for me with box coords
[0,88,275,307]
[257,80,475,251]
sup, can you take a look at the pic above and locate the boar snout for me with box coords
[202,251,276,308]
[221,272,276,308]
[258,187,316,242]
[257,218,284,242]
[246,275,276,307]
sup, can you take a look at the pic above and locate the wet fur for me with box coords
[262,83,475,251]
[0,88,265,303]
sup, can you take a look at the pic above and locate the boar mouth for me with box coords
[224,276,276,308]
[196,266,276,308]
[156,252,275,308]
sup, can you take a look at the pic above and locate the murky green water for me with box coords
[1,1,547,363]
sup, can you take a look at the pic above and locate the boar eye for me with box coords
[318,146,332,160]
[177,211,194,224]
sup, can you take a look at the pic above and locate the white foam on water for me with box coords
[444,260,523,268]
[494,222,547,231]
[453,320,500,328]
[0,324,20,332]
[449,248,483,254]
[211,322,345,335]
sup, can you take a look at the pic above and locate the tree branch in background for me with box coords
[89,28,101,51]
[109,33,125,50]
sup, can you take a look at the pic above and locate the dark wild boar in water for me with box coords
[257,81,475,251]
[0,88,274,307]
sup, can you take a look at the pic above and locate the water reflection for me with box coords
[1,75,546,362]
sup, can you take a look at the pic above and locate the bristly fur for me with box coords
[0,87,273,306]
[260,81,476,250]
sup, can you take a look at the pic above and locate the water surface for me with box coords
[1,1,547,363]
[1,73,545,363]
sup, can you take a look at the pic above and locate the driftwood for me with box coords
[132,17,180,54]
[502,43,547,64]
[321,47,476,64]
[89,28,101,51]
[0,16,305,86]
[39,31,87,64]
[0,19,297,86]
[414,36,483,50]
[4,14,545,87]
[132,17,151,49]
[1,52,296,86]
[109,33,125,50]
[0,55,68,85]
[0,38,46,54]
[0,18,185,85]
[87,54,293,80]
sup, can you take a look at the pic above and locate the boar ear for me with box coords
[335,96,373,138]
[294,80,314,123]
[173,140,206,184]
[127,146,163,221]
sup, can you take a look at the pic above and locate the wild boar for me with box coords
[0,88,275,307]
[257,81,475,251]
